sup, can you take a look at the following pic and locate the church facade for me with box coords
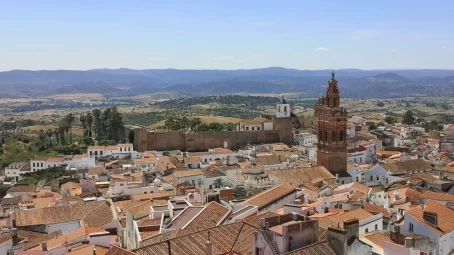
[315,72,348,175]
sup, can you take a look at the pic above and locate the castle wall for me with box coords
[146,132,186,151]
[133,117,293,152]
[273,118,293,144]
[185,130,280,151]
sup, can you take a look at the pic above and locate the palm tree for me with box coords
[92,109,102,139]
[38,130,46,150]
[54,128,60,145]
[86,112,94,137]
[191,117,202,132]
[65,114,75,143]
[79,114,87,136]
[46,129,53,148]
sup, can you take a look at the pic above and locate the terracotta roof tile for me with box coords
[406,200,454,236]
[134,222,258,255]
[283,240,336,255]
[174,169,205,178]
[420,191,454,202]
[106,245,137,255]
[256,155,282,166]
[382,159,430,175]
[15,201,113,228]
[328,209,374,228]
[68,244,110,255]
[363,202,390,218]
[243,184,295,209]
[180,202,230,234]
[88,167,106,175]
[268,166,335,187]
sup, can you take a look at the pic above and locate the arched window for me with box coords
[284,106,287,112]
[332,130,336,142]
[339,131,344,141]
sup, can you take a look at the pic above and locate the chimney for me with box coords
[205,231,213,255]
[405,237,413,248]
[11,229,18,246]
[41,241,48,251]
[327,227,347,255]
[390,224,403,244]
[343,219,359,243]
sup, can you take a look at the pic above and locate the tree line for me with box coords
[164,116,236,132]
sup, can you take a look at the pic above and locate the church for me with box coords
[315,72,348,175]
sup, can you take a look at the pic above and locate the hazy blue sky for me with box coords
[1,0,453,71]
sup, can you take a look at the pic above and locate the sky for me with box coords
[1,0,453,71]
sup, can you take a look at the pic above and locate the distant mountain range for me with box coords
[0,68,454,98]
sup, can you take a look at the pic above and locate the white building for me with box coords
[87,143,134,160]
[30,157,47,172]
[294,132,317,146]
[364,165,389,187]
[66,154,96,170]
[401,200,454,255]
[45,157,65,169]
[4,162,30,182]
[348,146,367,165]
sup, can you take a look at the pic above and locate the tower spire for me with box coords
[331,71,335,81]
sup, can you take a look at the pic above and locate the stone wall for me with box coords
[133,117,293,152]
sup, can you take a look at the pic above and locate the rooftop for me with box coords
[174,169,205,178]
[243,184,295,209]
[382,158,430,175]
[14,201,113,227]
[406,200,454,236]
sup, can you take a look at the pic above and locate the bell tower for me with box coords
[316,72,348,174]
[276,96,290,118]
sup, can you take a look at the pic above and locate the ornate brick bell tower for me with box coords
[316,72,348,174]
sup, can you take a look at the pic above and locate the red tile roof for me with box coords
[282,240,336,255]
[363,202,390,218]
[406,200,454,236]
[181,202,230,234]
[420,191,454,202]
[243,184,295,209]
[134,222,258,255]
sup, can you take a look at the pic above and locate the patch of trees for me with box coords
[164,116,236,132]
[376,101,385,107]
[79,106,125,143]
[402,110,415,125]
[384,116,397,124]
[153,95,280,110]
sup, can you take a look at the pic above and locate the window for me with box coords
[341,181,344,184]
[360,157,362,163]
[191,180,195,186]
[246,127,249,131]
[33,163,35,167]
[409,223,414,232]
[100,151,103,155]
[120,183,124,186]
[356,177,359,182]
[41,163,43,167]
[339,131,344,141]
[252,127,254,131]
[257,127,260,131]
[377,176,379,181]
[95,151,98,156]
[332,130,336,142]
[120,147,123,152]
[365,228,368,233]
[90,151,93,156]
[255,247,260,255]
[375,224,378,230]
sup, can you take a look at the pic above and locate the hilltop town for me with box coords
[0,73,454,255]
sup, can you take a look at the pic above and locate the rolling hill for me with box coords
[1,68,454,98]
